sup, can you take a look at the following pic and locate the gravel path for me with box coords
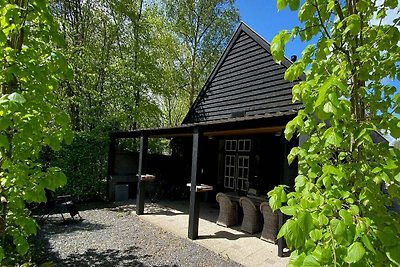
[34,202,242,267]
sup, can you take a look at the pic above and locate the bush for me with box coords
[42,132,109,201]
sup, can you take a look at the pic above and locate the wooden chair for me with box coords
[216,193,238,227]
[239,197,262,234]
[260,202,278,243]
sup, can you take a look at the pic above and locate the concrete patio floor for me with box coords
[135,200,289,267]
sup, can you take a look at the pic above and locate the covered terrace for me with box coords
[108,110,299,257]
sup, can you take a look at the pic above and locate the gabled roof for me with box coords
[183,22,302,124]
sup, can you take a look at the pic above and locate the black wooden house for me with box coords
[108,22,303,245]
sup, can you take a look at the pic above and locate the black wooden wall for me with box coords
[184,23,302,124]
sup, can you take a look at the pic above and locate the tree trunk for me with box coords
[133,0,144,130]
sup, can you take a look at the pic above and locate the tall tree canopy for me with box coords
[162,0,240,109]
[51,0,172,131]
[269,0,399,266]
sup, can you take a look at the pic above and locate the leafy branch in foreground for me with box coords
[269,0,400,266]
[0,0,72,264]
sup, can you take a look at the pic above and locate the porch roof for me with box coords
[110,110,298,139]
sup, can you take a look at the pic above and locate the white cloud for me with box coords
[371,0,400,27]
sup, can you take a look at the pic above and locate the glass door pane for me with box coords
[236,155,250,191]
[224,154,236,189]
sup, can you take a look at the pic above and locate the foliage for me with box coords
[161,0,240,108]
[49,0,240,131]
[269,0,400,266]
[0,0,72,264]
[41,132,108,201]
[51,0,168,131]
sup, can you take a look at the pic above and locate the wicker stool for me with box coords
[239,197,262,234]
[216,193,238,227]
[260,202,279,243]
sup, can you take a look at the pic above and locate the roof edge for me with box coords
[182,22,245,124]
[182,22,301,125]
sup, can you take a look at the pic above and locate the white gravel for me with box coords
[34,202,242,267]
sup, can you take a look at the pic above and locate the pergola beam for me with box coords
[107,134,116,201]
[136,134,148,215]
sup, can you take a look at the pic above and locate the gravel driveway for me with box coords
[34,202,242,267]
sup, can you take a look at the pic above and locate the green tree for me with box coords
[269,0,400,266]
[162,0,240,107]
[0,0,72,264]
[51,0,168,132]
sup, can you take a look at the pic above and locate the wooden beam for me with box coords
[136,134,148,215]
[188,127,201,240]
[107,134,116,201]
[278,134,299,257]
[204,126,284,137]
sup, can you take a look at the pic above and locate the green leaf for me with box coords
[0,135,9,150]
[298,3,315,22]
[278,219,305,248]
[331,219,346,237]
[309,229,323,242]
[328,92,339,108]
[55,112,70,126]
[14,236,29,256]
[268,185,287,211]
[345,242,365,263]
[356,1,368,12]
[345,14,361,36]
[271,30,290,63]
[386,246,400,266]
[361,235,375,253]
[8,92,26,104]
[288,0,300,11]
[395,173,400,182]
[0,246,4,263]
[315,76,334,108]
[349,205,359,216]
[16,216,37,235]
[0,116,11,130]
[302,255,320,267]
[324,128,343,147]
[281,205,298,216]
[277,0,287,10]
[339,209,353,225]
[288,147,300,165]
[323,101,335,114]
[285,61,305,82]
[295,175,306,188]
[318,214,329,226]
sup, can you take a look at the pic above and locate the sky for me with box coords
[235,0,308,60]
[235,1,399,143]
[234,0,399,59]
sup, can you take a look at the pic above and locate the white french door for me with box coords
[224,139,251,191]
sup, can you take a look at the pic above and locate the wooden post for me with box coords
[278,210,285,257]
[278,134,301,257]
[107,134,116,201]
[136,134,148,215]
[188,127,201,240]
[278,137,286,256]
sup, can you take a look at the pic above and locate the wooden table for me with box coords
[186,183,213,192]
[137,174,156,181]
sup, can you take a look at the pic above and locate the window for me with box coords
[225,139,237,152]
[223,139,251,191]
[238,139,251,152]
[224,155,236,189]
